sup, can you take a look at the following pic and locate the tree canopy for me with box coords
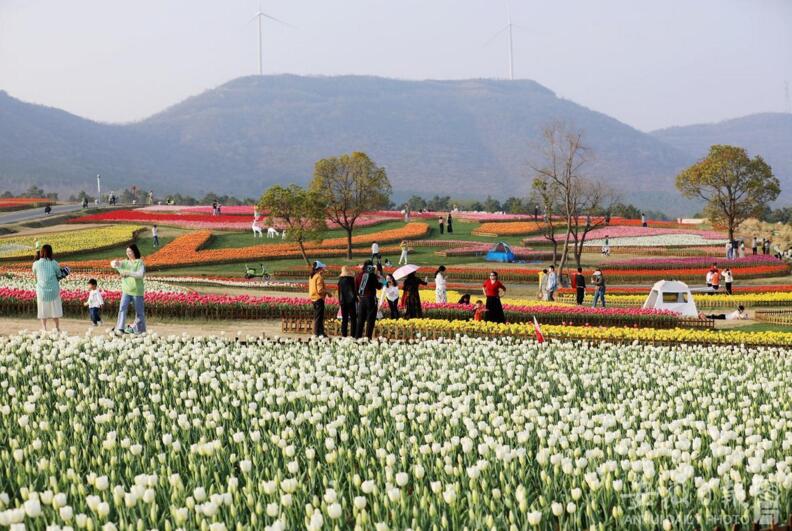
[258,185,327,266]
[310,152,391,259]
[676,145,780,240]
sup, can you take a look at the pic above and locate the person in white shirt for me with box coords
[722,267,734,294]
[84,278,104,326]
[383,274,401,318]
[434,265,448,303]
[702,305,748,320]
[705,269,714,289]
[371,241,381,264]
[152,225,160,248]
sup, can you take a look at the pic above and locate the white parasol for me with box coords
[393,264,420,281]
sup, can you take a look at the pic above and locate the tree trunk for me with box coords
[551,240,558,266]
[298,241,310,266]
[558,229,572,275]
[345,228,353,260]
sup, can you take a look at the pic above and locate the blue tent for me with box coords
[486,242,516,263]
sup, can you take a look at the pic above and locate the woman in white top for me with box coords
[383,274,401,318]
[434,265,448,304]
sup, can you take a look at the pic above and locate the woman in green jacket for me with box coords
[111,244,146,334]
[32,244,63,331]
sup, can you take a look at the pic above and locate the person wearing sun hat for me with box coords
[308,261,328,336]
[337,265,357,337]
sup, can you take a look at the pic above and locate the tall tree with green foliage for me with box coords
[676,145,780,241]
[258,185,327,266]
[310,152,392,259]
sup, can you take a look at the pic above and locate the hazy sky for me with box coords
[1,0,790,131]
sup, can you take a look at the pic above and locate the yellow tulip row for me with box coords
[376,318,792,346]
[555,292,792,308]
[0,225,144,259]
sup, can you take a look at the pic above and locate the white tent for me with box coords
[642,280,699,317]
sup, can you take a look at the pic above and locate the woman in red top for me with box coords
[482,271,506,323]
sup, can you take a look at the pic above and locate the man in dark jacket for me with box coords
[337,266,357,337]
[574,267,586,305]
[354,260,382,339]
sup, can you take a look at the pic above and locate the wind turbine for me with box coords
[251,3,293,76]
[484,1,517,80]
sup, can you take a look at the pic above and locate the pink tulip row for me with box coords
[609,255,783,267]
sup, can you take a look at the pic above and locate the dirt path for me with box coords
[0,317,299,339]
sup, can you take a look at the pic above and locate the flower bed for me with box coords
[607,255,784,269]
[0,226,143,260]
[4,333,792,529]
[0,271,188,294]
[70,209,394,230]
[471,221,546,236]
[525,226,727,247]
[376,318,792,346]
[0,197,55,212]
[1,286,681,328]
[50,224,428,271]
[556,291,792,309]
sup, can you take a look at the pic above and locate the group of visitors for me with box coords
[211,201,222,216]
[32,243,147,334]
[308,255,516,337]
[705,263,734,294]
[310,259,434,339]
[437,212,454,235]
[536,266,559,301]
[570,267,607,307]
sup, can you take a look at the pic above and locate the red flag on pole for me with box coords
[533,316,545,343]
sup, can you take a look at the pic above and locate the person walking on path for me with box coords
[355,260,382,339]
[438,216,445,235]
[398,240,410,265]
[434,265,448,304]
[152,225,160,248]
[723,267,734,295]
[482,271,507,323]
[112,244,147,334]
[591,268,606,308]
[739,241,746,258]
[641,213,647,227]
[545,265,558,301]
[32,244,63,331]
[308,261,328,337]
[337,266,357,337]
[725,242,732,260]
[402,271,427,319]
[752,236,758,255]
[446,212,453,234]
[574,267,586,305]
[383,274,401,319]
[537,268,548,300]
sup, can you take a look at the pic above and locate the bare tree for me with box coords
[531,178,561,266]
[529,123,590,274]
[568,181,614,268]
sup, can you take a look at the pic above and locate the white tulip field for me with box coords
[0,332,790,530]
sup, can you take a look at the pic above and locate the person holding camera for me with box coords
[32,244,63,331]
[354,260,382,339]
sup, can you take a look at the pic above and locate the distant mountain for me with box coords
[7,75,783,215]
[652,113,792,202]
